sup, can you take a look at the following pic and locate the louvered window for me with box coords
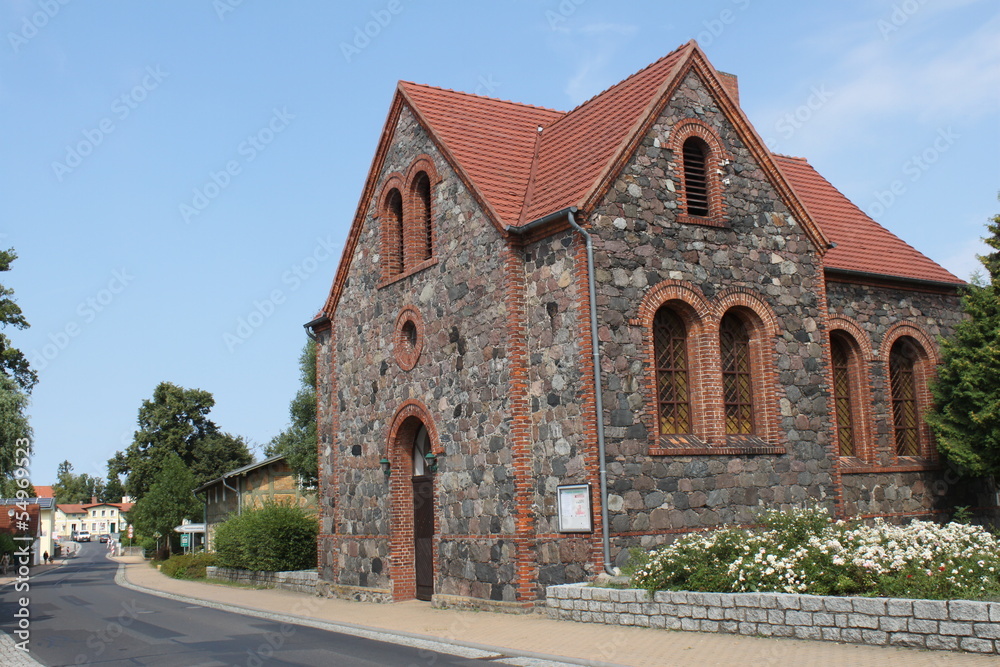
[890,338,920,456]
[831,335,856,457]
[387,188,404,275]
[415,172,433,261]
[682,137,710,217]
[653,307,691,434]
[720,313,754,435]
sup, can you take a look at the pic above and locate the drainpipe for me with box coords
[221,475,241,516]
[506,207,615,575]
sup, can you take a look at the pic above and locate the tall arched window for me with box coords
[386,188,404,275]
[414,172,433,262]
[889,337,921,456]
[720,312,754,435]
[653,306,691,435]
[830,333,857,457]
[682,136,710,217]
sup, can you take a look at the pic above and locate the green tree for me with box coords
[110,382,252,499]
[0,248,37,394]
[0,375,32,481]
[265,339,317,486]
[101,471,126,503]
[51,460,106,503]
[125,452,201,552]
[928,202,1000,477]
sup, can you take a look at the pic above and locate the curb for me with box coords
[113,560,624,667]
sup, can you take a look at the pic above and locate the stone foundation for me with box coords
[546,584,1000,655]
[205,566,317,594]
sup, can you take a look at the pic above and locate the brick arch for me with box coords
[880,322,939,461]
[712,288,781,445]
[712,287,780,336]
[828,316,875,361]
[377,174,405,280]
[636,279,712,327]
[827,321,876,463]
[668,118,731,226]
[879,322,939,366]
[384,400,440,601]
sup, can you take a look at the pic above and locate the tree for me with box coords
[51,460,106,504]
[102,471,126,503]
[109,382,252,499]
[0,248,37,394]
[928,202,1000,478]
[0,375,32,482]
[266,339,317,486]
[125,452,201,552]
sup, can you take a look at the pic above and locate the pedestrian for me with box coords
[43,550,49,564]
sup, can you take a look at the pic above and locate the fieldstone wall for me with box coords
[206,566,317,594]
[320,106,520,600]
[547,584,1000,655]
[587,71,834,563]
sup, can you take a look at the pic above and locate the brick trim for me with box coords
[881,322,940,463]
[668,118,730,227]
[392,306,424,371]
[384,400,441,601]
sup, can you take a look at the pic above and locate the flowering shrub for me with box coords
[629,507,1000,600]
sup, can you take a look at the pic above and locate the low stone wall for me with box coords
[546,584,1000,655]
[206,566,317,594]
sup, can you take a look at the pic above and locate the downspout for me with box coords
[506,207,615,575]
[221,475,241,516]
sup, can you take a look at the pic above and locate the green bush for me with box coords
[160,552,217,580]
[213,501,318,572]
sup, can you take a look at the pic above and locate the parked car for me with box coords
[76,531,91,542]
[98,534,110,543]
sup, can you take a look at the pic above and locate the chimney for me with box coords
[717,71,739,106]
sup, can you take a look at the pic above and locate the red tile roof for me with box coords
[773,155,961,285]
[400,82,563,225]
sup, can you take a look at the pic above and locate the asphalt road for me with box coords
[1,543,505,666]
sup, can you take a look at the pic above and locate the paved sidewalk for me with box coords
[110,555,1000,667]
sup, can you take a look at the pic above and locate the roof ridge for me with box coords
[540,41,694,133]
[399,80,565,115]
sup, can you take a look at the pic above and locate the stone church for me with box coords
[307,41,966,608]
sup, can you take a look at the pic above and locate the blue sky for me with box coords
[2,1,998,487]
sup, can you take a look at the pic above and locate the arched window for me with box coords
[414,172,433,261]
[830,333,857,457]
[386,188,404,275]
[682,136,710,217]
[720,312,754,435]
[653,306,691,435]
[889,337,921,456]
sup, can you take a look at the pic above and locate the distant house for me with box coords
[54,498,134,539]
[0,498,56,564]
[194,455,316,550]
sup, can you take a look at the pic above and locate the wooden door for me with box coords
[412,475,434,601]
